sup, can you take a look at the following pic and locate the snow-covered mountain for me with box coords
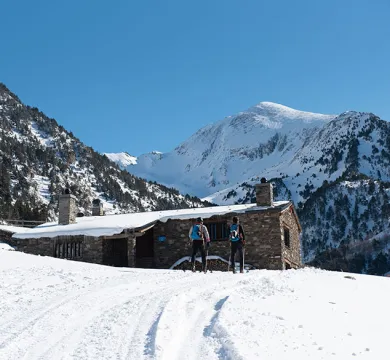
[108,102,390,273]
[0,83,209,221]
[108,102,335,197]
[2,249,390,359]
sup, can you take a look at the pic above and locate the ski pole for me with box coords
[243,243,245,273]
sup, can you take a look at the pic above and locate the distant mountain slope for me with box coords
[110,101,335,197]
[0,83,209,221]
[109,102,390,274]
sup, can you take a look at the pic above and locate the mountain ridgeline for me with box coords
[0,83,210,222]
[108,103,390,275]
[2,81,390,275]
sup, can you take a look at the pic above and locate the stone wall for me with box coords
[243,210,283,270]
[83,236,103,264]
[6,237,55,257]
[280,205,302,268]
[4,235,104,264]
[0,230,14,243]
[153,215,237,268]
[4,233,135,268]
[153,209,286,270]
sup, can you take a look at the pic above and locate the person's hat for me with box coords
[196,217,203,223]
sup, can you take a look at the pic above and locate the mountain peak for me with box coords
[255,101,294,110]
[0,83,21,103]
[247,101,335,124]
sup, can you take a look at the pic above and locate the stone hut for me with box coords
[5,183,302,270]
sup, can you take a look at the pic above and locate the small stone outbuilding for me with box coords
[5,183,302,270]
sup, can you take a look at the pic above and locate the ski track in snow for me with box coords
[0,260,246,360]
[2,252,390,360]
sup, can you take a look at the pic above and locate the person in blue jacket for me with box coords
[229,216,245,273]
[188,217,210,272]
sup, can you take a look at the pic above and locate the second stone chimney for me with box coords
[92,199,104,216]
[255,178,273,207]
[58,190,77,225]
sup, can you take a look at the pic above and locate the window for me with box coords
[54,237,83,259]
[283,227,290,248]
[205,222,229,241]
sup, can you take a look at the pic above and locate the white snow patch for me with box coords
[105,152,138,168]
[0,252,389,360]
[0,243,14,251]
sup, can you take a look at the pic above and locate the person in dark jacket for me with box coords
[188,217,210,272]
[228,216,245,273]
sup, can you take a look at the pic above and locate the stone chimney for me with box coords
[58,190,77,225]
[255,178,273,207]
[92,199,104,216]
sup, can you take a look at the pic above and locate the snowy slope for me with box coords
[1,250,390,360]
[0,83,209,221]
[104,152,137,169]
[106,102,390,270]
[111,102,335,197]
[111,103,390,208]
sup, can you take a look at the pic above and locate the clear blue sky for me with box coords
[2,0,390,155]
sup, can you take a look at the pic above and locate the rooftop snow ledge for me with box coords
[12,201,290,240]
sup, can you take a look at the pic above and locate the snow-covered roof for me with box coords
[0,224,33,234]
[12,201,290,239]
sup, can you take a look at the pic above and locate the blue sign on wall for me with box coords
[158,235,166,242]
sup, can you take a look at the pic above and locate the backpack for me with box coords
[191,224,203,240]
[229,223,240,242]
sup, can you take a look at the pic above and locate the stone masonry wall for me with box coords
[0,230,14,243]
[243,210,283,270]
[280,205,302,268]
[4,235,104,265]
[83,236,103,264]
[153,209,285,270]
[5,237,55,257]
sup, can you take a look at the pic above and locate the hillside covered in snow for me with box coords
[109,102,336,198]
[0,83,209,222]
[1,248,389,360]
[108,102,390,273]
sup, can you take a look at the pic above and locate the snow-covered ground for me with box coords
[1,250,389,360]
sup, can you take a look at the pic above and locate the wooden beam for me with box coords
[102,234,129,240]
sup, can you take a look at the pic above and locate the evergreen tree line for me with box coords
[0,83,209,222]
